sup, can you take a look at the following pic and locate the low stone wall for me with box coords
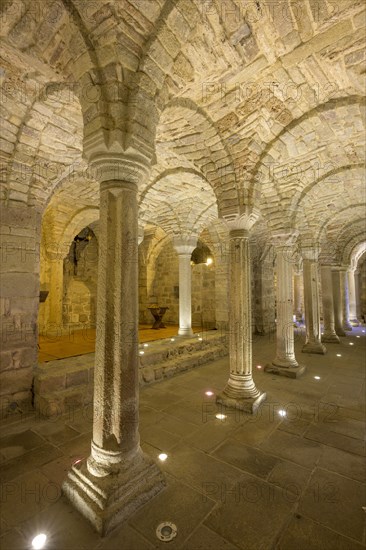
[34,331,228,417]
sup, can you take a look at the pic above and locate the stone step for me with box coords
[34,331,228,417]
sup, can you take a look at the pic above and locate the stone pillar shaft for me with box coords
[90,179,140,469]
[340,268,352,331]
[217,228,265,412]
[48,257,64,327]
[332,268,346,336]
[293,272,303,321]
[355,270,361,321]
[320,265,340,343]
[347,269,359,325]
[302,248,326,354]
[63,156,164,536]
[178,253,193,336]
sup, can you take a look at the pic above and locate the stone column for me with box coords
[347,268,359,326]
[217,214,266,413]
[320,265,340,343]
[173,236,197,337]
[355,269,361,322]
[293,270,304,322]
[47,254,64,328]
[265,235,305,378]
[332,267,346,337]
[63,154,164,536]
[301,246,326,354]
[340,267,352,331]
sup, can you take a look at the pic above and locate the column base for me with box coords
[321,332,340,344]
[350,319,359,327]
[62,449,165,536]
[216,390,266,414]
[302,342,326,354]
[264,363,306,379]
[177,328,194,337]
[335,328,346,337]
[343,323,353,332]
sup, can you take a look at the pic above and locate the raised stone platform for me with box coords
[34,331,228,417]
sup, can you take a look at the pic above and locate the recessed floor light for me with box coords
[144,343,149,347]
[278,410,287,417]
[314,376,321,380]
[170,338,175,342]
[362,330,365,333]
[205,391,214,396]
[357,336,360,338]
[158,453,168,461]
[198,337,203,341]
[349,343,354,346]
[139,351,144,355]
[256,365,262,369]
[215,413,226,420]
[32,534,47,550]
[336,354,341,357]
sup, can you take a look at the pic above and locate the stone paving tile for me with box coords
[18,495,99,550]
[213,439,280,479]
[181,524,240,550]
[96,523,154,550]
[277,515,366,550]
[0,529,27,550]
[160,444,245,499]
[32,422,80,446]
[0,429,45,461]
[153,412,200,438]
[129,476,215,549]
[267,460,312,497]
[139,388,185,410]
[260,429,323,468]
[204,471,296,550]
[298,468,366,542]
[140,424,182,451]
[304,423,366,456]
[0,443,62,483]
[318,445,366,482]
[1,470,56,528]
[183,419,238,453]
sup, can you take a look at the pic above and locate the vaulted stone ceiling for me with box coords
[1,0,365,262]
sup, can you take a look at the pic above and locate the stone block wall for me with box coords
[360,258,366,320]
[0,204,41,412]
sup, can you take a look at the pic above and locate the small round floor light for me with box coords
[32,534,47,550]
[156,522,177,542]
[158,453,168,462]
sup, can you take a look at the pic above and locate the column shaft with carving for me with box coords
[265,237,305,378]
[293,271,304,322]
[320,265,340,343]
[217,221,266,413]
[302,246,326,354]
[340,267,352,331]
[63,155,164,536]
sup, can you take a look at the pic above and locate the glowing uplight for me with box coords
[198,337,203,341]
[205,391,214,396]
[256,365,262,369]
[336,354,342,357]
[32,534,47,550]
[314,376,321,380]
[362,330,365,333]
[278,410,287,417]
[158,453,168,462]
[139,351,144,355]
[349,342,354,346]
[144,343,149,347]
[170,338,175,342]
[206,257,213,266]
[215,413,226,420]
[357,335,361,338]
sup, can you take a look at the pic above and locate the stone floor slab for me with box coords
[213,439,280,479]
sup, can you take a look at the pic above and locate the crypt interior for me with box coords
[0,0,366,549]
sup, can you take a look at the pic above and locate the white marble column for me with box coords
[340,267,352,331]
[301,246,326,354]
[320,265,340,343]
[293,270,304,322]
[63,154,165,535]
[265,235,305,378]
[173,236,197,337]
[332,267,346,337]
[217,214,266,413]
[347,268,359,326]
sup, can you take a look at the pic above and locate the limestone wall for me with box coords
[0,204,41,412]
[360,258,366,320]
